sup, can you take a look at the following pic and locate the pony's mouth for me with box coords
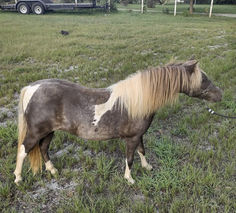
[198,86,222,103]
[204,93,222,102]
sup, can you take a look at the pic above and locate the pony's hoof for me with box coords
[127,177,135,184]
[124,176,135,184]
[14,176,22,185]
[145,164,153,171]
[45,161,58,175]
[51,168,58,175]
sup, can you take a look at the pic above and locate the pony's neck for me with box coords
[109,67,186,119]
[108,65,202,119]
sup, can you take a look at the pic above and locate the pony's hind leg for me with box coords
[14,144,27,184]
[39,132,57,175]
[14,133,38,184]
[124,137,140,184]
[137,138,153,171]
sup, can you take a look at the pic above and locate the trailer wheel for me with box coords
[17,2,30,14]
[32,3,45,15]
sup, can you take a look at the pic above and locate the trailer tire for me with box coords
[32,3,45,15]
[17,2,30,14]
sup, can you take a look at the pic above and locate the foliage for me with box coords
[0,0,12,4]
[185,0,236,4]
[147,0,156,8]
[99,0,117,10]
[117,3,236,14]
[162,6,169,13]
[120,0,128,6]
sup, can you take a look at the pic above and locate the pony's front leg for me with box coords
[124,137,140,184]
[137,139,153,171]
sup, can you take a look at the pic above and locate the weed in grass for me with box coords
[0,182,11,199]
[95,154,115,180]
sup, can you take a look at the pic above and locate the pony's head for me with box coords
[181,60,222,102]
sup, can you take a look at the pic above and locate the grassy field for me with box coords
[0,10,236,213]
[117,3,236,14]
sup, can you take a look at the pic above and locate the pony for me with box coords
[14,60,222,184]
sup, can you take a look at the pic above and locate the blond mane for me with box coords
[109,64,202,119]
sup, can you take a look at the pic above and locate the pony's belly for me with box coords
[78,129,118,141]
[75,123,119,141]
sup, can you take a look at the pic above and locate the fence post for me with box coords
[209,0,214,18]
[174,0,177,16]
[141,0,144,14]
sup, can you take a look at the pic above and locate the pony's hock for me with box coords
[0,0,109,15]
[14,60,222,185]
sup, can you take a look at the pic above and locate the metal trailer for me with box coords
[0,0,109,15]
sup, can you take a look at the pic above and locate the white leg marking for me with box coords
[93,91,117,126]
[138,151,153,171]
[14,145,27,185]
[124,159,135,184]
[23,84,41,112]
[45,160,58,175]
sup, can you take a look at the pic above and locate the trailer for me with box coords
[0,0,109,15]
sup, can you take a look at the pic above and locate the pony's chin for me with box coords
[198,93,222,103]
[204,96,222,103]
[212,98,222,103]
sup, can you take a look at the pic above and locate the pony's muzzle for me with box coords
[211,86,222,102]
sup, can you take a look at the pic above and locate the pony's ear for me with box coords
[183,60,198,74]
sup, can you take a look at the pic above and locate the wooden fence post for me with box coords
[209,0,214,18]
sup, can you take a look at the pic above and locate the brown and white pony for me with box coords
[14,60,222,184]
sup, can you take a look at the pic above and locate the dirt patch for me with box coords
[0,106,17,127]
[19,179,78,212]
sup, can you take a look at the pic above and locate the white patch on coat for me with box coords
[23,84,41,112]
[45,160,58,175]
[14,144,27,185]
[93,89,117,126]
[124,159,135,184]
[137,151,153,170]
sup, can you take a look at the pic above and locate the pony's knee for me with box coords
[137,142,145,156]
[126,156,134,169]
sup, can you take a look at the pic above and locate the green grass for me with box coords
[0,10,236,212]
[117,3,236,14]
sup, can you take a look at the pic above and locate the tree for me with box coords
[158,0,169,4]
[189,0,194,14]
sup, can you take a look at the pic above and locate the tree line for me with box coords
[119,0,235,5]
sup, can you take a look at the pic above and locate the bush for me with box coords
[98,0,117,11]
[162,6,169,14]
[109,0,117,11]
[0,0,13,4]
[147,0,155,8]
[120,0,128,6]
[184,0,236,4]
